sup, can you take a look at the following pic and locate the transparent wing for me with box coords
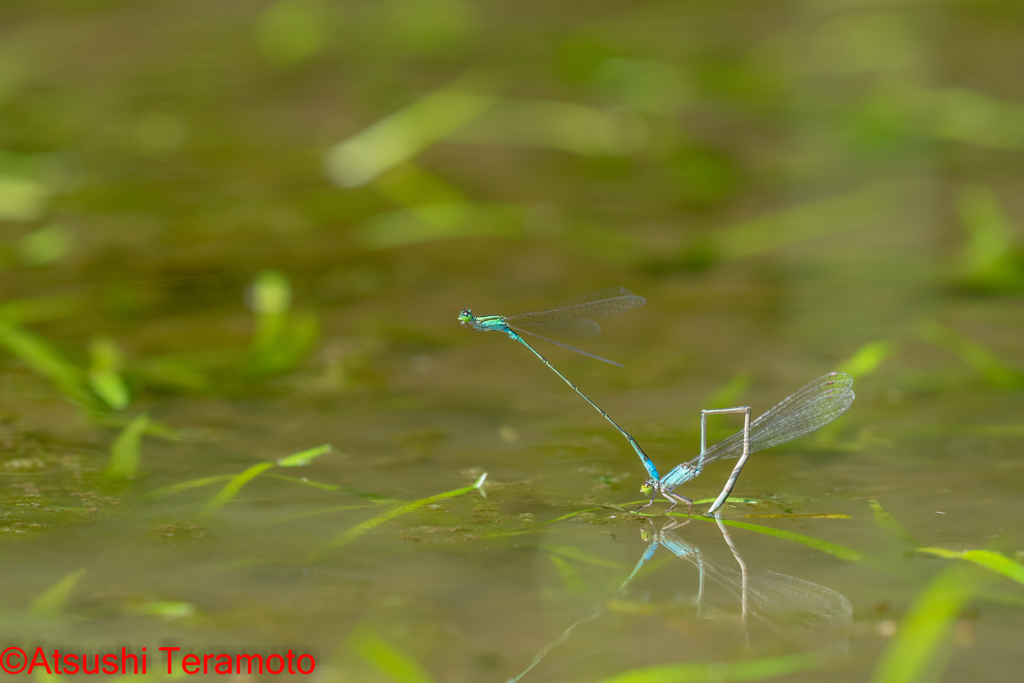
[682,372,855,471]
[508,325,623,367]
[512,317,602,339]
[503,287,646,338]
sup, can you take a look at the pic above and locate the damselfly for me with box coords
[641,372,855,516]
[459,289,855,516]
[458,287,654,470]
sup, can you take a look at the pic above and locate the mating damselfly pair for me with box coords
[459,288,855,516]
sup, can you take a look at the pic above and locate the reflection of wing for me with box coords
[754,570,853,649]
[685,551,853,652]
[510,521,852,683]
[638,529,852,652]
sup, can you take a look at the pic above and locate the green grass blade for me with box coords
[348,625,435,683]
[266,473,392,500]
[691,497,760,505]
[357,202,524,249]
[544,508,603,523]
[104,414,150,480]
[89,336,130,410]
[277,443,331,467]
[272,309,320,372]
[17,223,71,265]
[148,475,234,497]
[932,88,1024,151]
[267,474,340,490]
[917,548,1024,586]
[705,372,752,410]
[128,601,196,619]
[957,185,1013,274]
[710,183,895,261]
[687,516,865,562]
[0,293,86,324]
[743,513,850,519]
[326,71,497,188]
[29,568,87,617]
[0,320,99,408]
[327,474,486,549]
[202,462,276,514]
[542,543,624,569]
[869,499,921,547]
[593,652,824,683]
[871,563,999,683]
[271,504,381,524]
[129,355,213,393]
[451,98,645,155]
[549,554,587,595]
[917,320,1024,388]
[201,445,333,513]
[246,271,320,376]
[839,340,900,378]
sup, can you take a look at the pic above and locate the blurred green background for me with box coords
[2,1,1024,682]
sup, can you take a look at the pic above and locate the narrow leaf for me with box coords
[148,475,234,498]
[705,372,752,410]
[29,568,87,617]
[839,340,899,379]
[549,554,587,595]
[688,516,865,562]
[869,499,921,547]
[917,320,1024,388]
[327,475,486,549]
[871,563,999,683]
[0,320,99,408]
[277,443,331,467]
[743,513,850,519]
[105,414,150,479]
[348,626,435,683]
[542,543,624,569]
[917,547,1024,586]
[202,462,276,514]
[326,71,497,188]
[89,336,130,410]
[594,652,824,683]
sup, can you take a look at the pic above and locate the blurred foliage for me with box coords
[28,568,86,618]
[954,185,1024,293]
[104,413,149,480]
[871,564,999,683]
[348,625,435,683]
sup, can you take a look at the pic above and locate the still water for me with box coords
[1,1,1024,681]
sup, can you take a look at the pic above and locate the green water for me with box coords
[2,1,1024,681]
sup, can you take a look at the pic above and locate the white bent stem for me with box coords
[703,407,751,515]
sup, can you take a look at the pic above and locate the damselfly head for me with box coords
[458,308,473,325]
[640,480,653,494]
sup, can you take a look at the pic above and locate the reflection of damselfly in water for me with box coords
[507,517,852,683]
[459,289,855,516]
[626,517,853,652]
